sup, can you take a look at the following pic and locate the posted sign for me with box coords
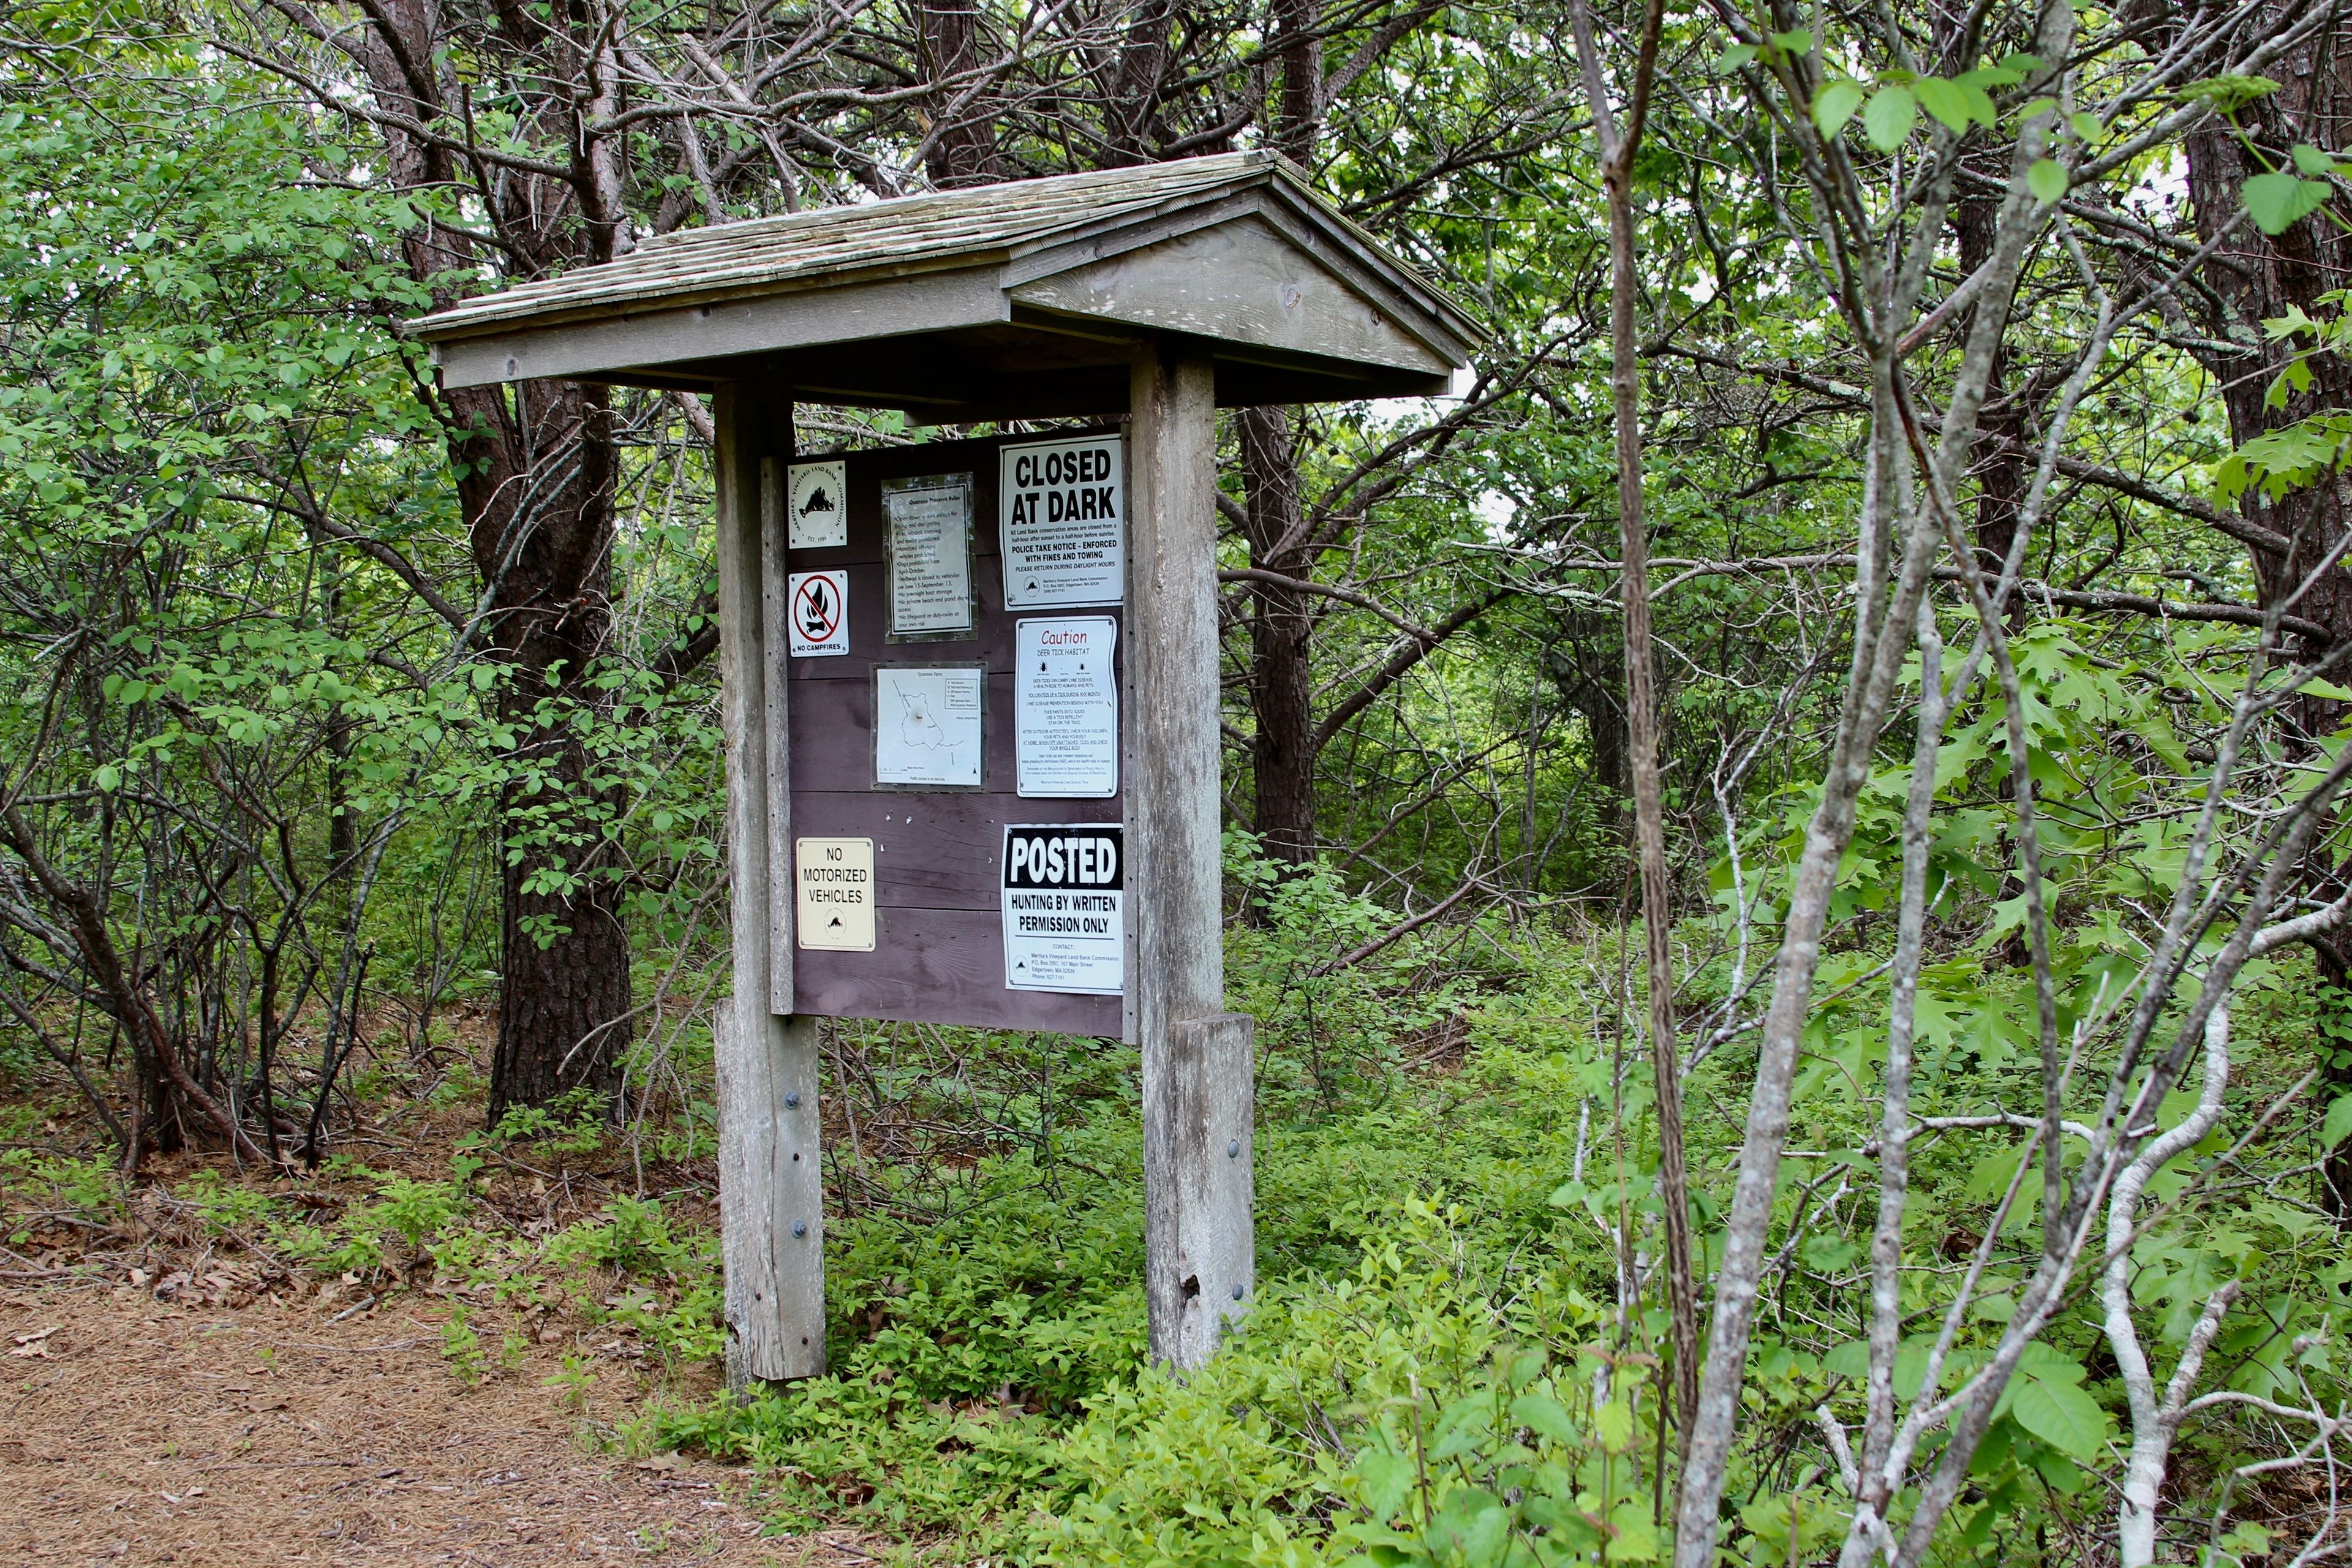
[1001,824,1123,995]
[1000,435,1124,609]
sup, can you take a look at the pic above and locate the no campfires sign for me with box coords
[788,570,848,657]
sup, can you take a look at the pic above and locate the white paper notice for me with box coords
[873,666,984,788]
[1001,824,1123,995]
[787,570,849,657]
[795,837,875,951]
[1015,617,1118,798]
[1001,435,1124,608]
[788,460,847,549]
[886,477,975,638]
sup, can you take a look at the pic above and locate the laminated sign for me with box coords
[1001,824,1123,995]
[1015,617,1117,797]
[1000,435,1123,608]
[885,474,977,638]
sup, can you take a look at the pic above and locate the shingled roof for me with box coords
[407,152,1482,418]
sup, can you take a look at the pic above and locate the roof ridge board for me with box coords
[627,151,1267,254]
[411,179,1245,336]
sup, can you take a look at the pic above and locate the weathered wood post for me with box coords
[1128,342,1256,1367]
[714,383,826,1385]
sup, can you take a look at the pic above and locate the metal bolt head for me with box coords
[791,1220,809,1238]
[1231,1282,1246,1301]
[785,1091,801,1108]
[1227,1139,1241,1158]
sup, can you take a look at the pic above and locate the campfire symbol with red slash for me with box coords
[796,575,839,643]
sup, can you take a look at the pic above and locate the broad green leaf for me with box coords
[1716,41,1758,72]
[2214,412,2352,501]
[2293,142,2340,176]
[1595,1398,1635,1452]
[2323,1093,2352,1150]
[1814,80,1865,138]
[2242,169,2332,234]
[2218,1522,2275,1565]
[2029,159,2068,202]
[1768,28,1812,54]
[1353,1449,1416,1523]
[2266,355,2313,409]
[2010,1376,2110,1457]
[1509,1392,1580,1447]
[1823,1338,1933,1397]
[1606,1506,1663,1562]
[2071,110,2102,143]
[1917,78,1972,132]
[1461,1501,1512,1567]
[1917,77,1998,132]
[1864,85,1918,150]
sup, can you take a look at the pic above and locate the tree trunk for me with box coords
[1240,408,1318,864]
[1951,187,2029,570]
[2173,2,2352,1215]
[456,378,634,1125]
[331,0,643,1125]
[916,0,1002,187]
[1235,0,1324,864]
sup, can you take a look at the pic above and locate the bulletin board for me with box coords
[779,429,1128,1037]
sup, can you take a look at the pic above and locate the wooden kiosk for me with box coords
[409,151,1478,1376]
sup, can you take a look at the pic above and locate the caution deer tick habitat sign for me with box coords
[1001,824,1123,994]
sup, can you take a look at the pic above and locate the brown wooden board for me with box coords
[785,431,1123,1035]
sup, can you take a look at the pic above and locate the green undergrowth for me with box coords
[10,867,2346,1566]
[650,1028,1637,1567]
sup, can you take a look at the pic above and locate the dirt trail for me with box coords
[1,1288,864,1567]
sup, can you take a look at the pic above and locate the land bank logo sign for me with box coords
[788,459,848,549]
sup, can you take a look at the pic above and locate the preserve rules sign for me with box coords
[1000,824,1123,995]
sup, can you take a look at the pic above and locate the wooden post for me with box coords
[714,383,826,1387]
[1128,340,1255,1368]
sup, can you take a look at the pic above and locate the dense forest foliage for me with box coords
[8,0,2352,1562]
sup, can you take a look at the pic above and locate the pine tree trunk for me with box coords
[1237,13,1324,864]
[1240,408,1317,863]
[2171,0,2352,1216]
[916,0,1002,187]
[454,379,635,1125]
